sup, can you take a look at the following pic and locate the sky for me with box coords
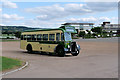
[0,0,118,28]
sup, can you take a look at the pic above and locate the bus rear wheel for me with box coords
[57,48,65,57]
[27,44,33,53]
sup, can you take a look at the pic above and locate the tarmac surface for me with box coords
[2,38,118,78]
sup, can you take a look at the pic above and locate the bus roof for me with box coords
[23,26,77,33]
[24,28,65,32]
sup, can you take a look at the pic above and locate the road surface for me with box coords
[2,38,118,78]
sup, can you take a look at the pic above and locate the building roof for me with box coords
[105,24,120,26]
[101,23,120,26]
[62,23,94,25]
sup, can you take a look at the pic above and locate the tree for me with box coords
[14,31,21,38]
[86,30,92,34]
[91,27,102,34]
[109,30,113,37]
[92,33,97,37]
[79,31,85,38]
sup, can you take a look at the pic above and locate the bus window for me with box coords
[27,35,31,40]
[32,35,36,41]
[61,33,64,41]
[37,34,42,41]
[49,34,55,41]
[56,33,60,41]
[43,34,48,41]
[31,35,34,40]
[34,35,37,41]
[64,32,72,41]
[21,35,23,40]
[24,35,27,40]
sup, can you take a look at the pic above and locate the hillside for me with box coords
[1,26,40,33]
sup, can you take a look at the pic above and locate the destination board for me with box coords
[65,26,76,33]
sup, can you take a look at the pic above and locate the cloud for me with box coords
[1,14,25,26]
[3,16,117,28]
[66,17,111,23]
[99,17,111,21]
[25,4,64,15]
[25,4,91,21]
[2,14,24,21]
[86,2,117,12]
[24,19,62,28]
[25,3,117,21]
[2,2,117,28]
[84,0,118,2]
[2,0,18,8]
[67,17,97,22]
[26,4,66,20]
[22,16,116,28]
[64,4,91,14]
[65,16,118,26]
[36,15,49,20]
[0,8,2,12]
[0,24,6,26]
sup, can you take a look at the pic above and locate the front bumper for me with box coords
[64,46,80,53]
[64,48,71,53]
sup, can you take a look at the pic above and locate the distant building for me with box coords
[0,34,16,39]
[62,23,94,34]
[101,22,120,35]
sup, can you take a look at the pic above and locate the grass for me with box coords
[0,39,20,42]
[0,56,22,71]
[72,37,79,39]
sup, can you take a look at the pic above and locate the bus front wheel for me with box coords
[27,44,33,53]
[72,50,79,56]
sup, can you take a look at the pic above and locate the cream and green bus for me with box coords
[20,26,80,57]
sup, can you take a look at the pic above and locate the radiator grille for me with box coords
[71,42,76,52]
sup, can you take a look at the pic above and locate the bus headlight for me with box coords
[77,44,79,47]
[76,44,80,50]
[67,45,70,48]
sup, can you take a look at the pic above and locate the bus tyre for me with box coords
[27,44,33,53]
[49,53,53,56]
[72,50,79,56]
[57,48,65,57]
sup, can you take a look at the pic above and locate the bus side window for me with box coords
[37,34,42,41]
[49,34,55,41]
[24,35,27,40]
[27,35,31,41]
[56,33,60,41]
[31,35,34,41]
[61,33,64,41]
[32,35,36,41]
[21,35,23,40]
[34,35,37,41]
[43,34,48,41]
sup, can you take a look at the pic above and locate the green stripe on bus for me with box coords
[27,40,64,45]
[24,28,65,32]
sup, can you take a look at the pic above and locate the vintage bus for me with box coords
[20,26,80,57]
